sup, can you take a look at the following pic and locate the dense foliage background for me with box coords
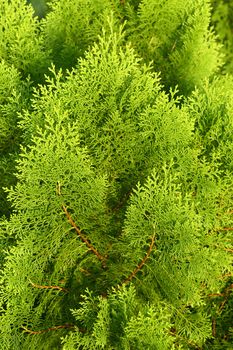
[0,1,233,349]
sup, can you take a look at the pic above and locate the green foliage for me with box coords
[62,285,175,350]
[27,0,49,19]
[0,61,31,216]
[0,113,109,349]
[127,0,223,94]
[186,75,233,171]
[0,0,50,82]
[0,1,233,349]
[0,61,29,154]
[20,26,194,210]
[41,0,115,69]
[211,0,233,74]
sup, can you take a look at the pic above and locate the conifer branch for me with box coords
[29,280,68,293]
[122,235,155,285]
[21,324,82,335]
[216,227,233,231]
[219,273,233,279]
[208,292,225,297]
[224,248,233,253]
[56,182,106,267]
[218,284,233,312]
[208,284,233,299]
[208,284,233,315]
[62,204,106,267]
[170,327,201,348]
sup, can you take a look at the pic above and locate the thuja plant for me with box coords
[0,0,232,349]
[0,20,233,349]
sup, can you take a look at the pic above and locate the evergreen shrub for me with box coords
[0,1,232,349]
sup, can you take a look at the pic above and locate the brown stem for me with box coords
[56,182,107,268]
[225,284,233,293]
[212,318,216,337]
[224,248,233,253]
[122,235,155,285]
[217,285,233,318]
[208,293,224,297]
[30,280,68,293]
[217,227,233,231]
[219,273,233,279]
[208,284,233,300]
[21,324,82,335]
[62,205,106,267]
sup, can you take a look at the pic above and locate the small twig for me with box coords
[208,284,233,299]
[208,292,224,297]
[62,205,106,267]
[217,227,233,231]
[29,280,68,293]
[224,248,233,253]
[208,284,233,314]
[219,298,228,313]
[56,182,107,268]
[122,235,155,285]
[21,324,80,335]
[219,273,233,279]
[212,318,216,337]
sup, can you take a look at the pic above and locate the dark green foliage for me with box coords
[27,0,49,19]
[0,1,233,349]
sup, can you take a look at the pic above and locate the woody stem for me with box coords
[122,235,155,285]
[62,204,106,267]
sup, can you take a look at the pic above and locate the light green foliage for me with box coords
[41,0,115,69]
[0,61,29,153]
[62,285,175,350]
[0,1,233,349]
[127,0,223,94]
[187,75,233,170]
[0,0,49,82]
[20,26,194,209]
[0,61,30,216]
[0,113,109,349]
